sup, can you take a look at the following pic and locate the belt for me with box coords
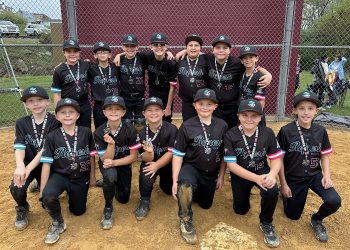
[122,92,143,98]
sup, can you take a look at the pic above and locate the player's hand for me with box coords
[103,159,114,168]
[255,174,267,191]
[143,162,159,178]
[216,175,224,190]
[164,107,172,117]
[172,182,178,200]
[322,175,334,189]
[89,176,97,187]
[257,72,272,88]
[166,51,174,60]
[280,183,292,198]
[262,173,276,189]
[13,165,26,187]
[113,54,122,66]
[142,141,154,153]
[175,49,187,61]
[103,134,115,145]
[24,167,32,182]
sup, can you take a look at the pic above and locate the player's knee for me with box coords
[42,196,58,208]
[285,211,301,220]
[104,171,117,185]
[326,193,342,210]
[234,206,250,215]
[70,206,86,216]
[9,182,26,198]
[199,201,213,210]
[117,195,130,204]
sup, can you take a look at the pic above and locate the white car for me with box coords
[25,24,51,36]
[0,20,20,37]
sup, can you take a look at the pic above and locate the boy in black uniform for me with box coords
[52,39,91,128]
[224,99,283,248]
[94,96,139,229]
[238,45,266,126]
[172,88,227,244]
[40,98,97,244]
[177,34,208,121]
[117,34,147,125]
[277,91,341,243]
[134,97,178,220]
[88,41,119,129]
[146,33,177,123]
[10,86,60,230]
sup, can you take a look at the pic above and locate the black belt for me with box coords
[122,92,143,98]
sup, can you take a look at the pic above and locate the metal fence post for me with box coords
[66,0,78,40]
[277,0,296,120]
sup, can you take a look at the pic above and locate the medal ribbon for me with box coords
[98,64,111,84]
[126,56,137,79]
[239,125,259,161]
[31,112,48,151]
[145,122,163,144]
[186,56,199,79]
[295,120,310,160]
[106,121,123,138]
[60,126,78,162]
[66,61,80,89]
[214,58,227,84]
[199,118,211,151]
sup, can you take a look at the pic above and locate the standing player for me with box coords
[40,98,97,244]
[51,39,91,128]
[134,97,178,220]
[89,41,119,129]
[277,91,341,243]
[94,95,139,229]
[145,33,177,123]
[224,99,283,248]
[10,86,60,230]
[238,45,266,126]
[172,88,227,244]
[177,34,208,121]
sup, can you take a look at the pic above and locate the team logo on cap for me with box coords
[150,97,157,102]
[156,34,162,39]
[244,46,251,51]
[204,89,211,96]
[98,42,104,47]
[127,36,133,41]
[64,98,72,104]
[111,96,118,102]
[302,92,311,98]
[219,36,225,40]
[69,40,75,45]
[248,100,256,107]
[29,87,37,94]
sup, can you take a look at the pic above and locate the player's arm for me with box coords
[113,52,126,66]
[227,162,267,191]
[257,67,272,88]
[104,149,138,168]
[89,156,96,187]
[141,141,155,162]
[320,155,334,189]
[39,163,51,198]
[100,134,115,161]
[165,85,175,117]
[53,93,61,107]
[263,157,282,189]
[172,155,183,200]
[216,160,226,190]
[143,151,172,178]
[24,149,44,180]
[175,49,187,61]
[278,161,292,198]
[259,99,265,109]
[13,149,26,187]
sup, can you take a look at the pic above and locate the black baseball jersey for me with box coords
[88,62,119,102]
[277,122,333,176]
[94,122,140,165]
[14,113,61,166]
[239,70,266,101]
[119,53,147,96]
[173,116,228,176]
[40,126,97,179]
[145,52,177,95]
[52,59,90,101]
[177,55,208,103]
[137,121,178,167]
[205,54,245,105]
[224,126,283,173]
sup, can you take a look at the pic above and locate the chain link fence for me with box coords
[0,0,349,128]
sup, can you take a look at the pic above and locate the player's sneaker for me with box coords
[100,207,113,230]
[180,218,197,244]
[15,203,29,230]
[311,217,328,242]
[29,179,39,192]
[135,198,150,220]
[44,220,66,244]
[259,222,280,248]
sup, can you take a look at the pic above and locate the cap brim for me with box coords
[193,97,218,104]
[185,37,203,46]
[143,103,164,111]
[21,94,49,102]
[102,103,126,110]
[55,104,80,113]
[63,46,81,51]
[212,41,231,48]
[293,99,320,108]
[239,52,258,59]
[238,108,262,115]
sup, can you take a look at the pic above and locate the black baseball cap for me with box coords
[212,35,232,48]
[55,98,80,113]
[185,34,203,46]
[63,39,80,51]
[93,41,111,53]
[122,34,138,45]
[194,88,217,103]
[21,86,49,102]
[143,97,164,110]
[293,91,321,108]
[150,33,167,44]
[103,95,126,110]
[239,45,258,59]
[238,99,263,115]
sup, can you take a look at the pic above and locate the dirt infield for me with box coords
[0,122,349,250]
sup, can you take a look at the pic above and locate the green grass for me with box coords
[298,72,350,116]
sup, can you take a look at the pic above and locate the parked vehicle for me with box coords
[24,24,51,36]
[0,20,20,37]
